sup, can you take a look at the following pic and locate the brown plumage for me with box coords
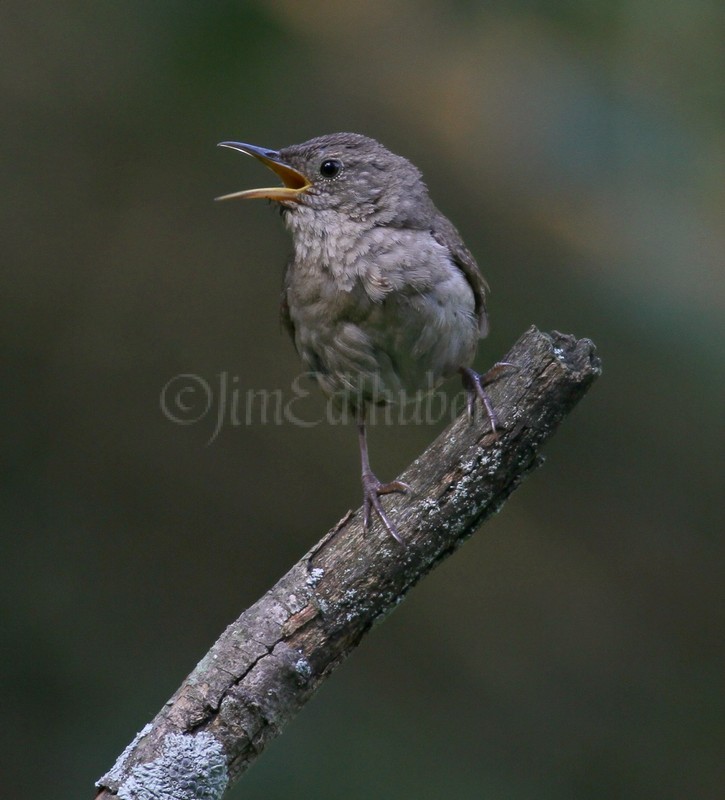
[218,133,500,544]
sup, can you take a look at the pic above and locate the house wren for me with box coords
[218,132,501,544]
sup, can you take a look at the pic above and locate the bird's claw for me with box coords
[361,473,409,544]
[460,362,518,435]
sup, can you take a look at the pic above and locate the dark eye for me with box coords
[319,159,343,179]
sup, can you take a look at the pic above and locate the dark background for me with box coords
[2,2,722,798]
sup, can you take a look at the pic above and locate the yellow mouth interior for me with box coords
[216,146,311,202]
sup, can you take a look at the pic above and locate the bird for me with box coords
[217,132,501,544]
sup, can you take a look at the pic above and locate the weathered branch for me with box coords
[95,326,601,800]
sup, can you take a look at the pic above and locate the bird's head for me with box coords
[217,132,433,225]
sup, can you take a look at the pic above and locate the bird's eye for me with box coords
[319,159,343,179]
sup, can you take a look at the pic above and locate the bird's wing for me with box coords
[430,212,489,337]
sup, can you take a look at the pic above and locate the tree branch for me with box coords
[95,326,602,800]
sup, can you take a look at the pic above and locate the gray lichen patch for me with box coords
[98,723,153,788]
[306,567,325,587]
[294,657,312,682]
[112,731,228,800]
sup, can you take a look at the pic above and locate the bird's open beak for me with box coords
[215,141,311,202]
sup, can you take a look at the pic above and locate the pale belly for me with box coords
[287,265,479,409]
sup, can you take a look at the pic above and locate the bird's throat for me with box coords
[284,206,373,282]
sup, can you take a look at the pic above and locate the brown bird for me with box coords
[218,133,500,544]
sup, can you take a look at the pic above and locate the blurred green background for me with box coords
[2,1,722,798]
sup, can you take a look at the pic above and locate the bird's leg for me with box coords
[459,363,516,435]
[357,408,410,544]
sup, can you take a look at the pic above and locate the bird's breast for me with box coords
[283,214,479,407]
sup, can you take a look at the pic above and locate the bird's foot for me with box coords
[361,471,411,545]
[459,363,517,436]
